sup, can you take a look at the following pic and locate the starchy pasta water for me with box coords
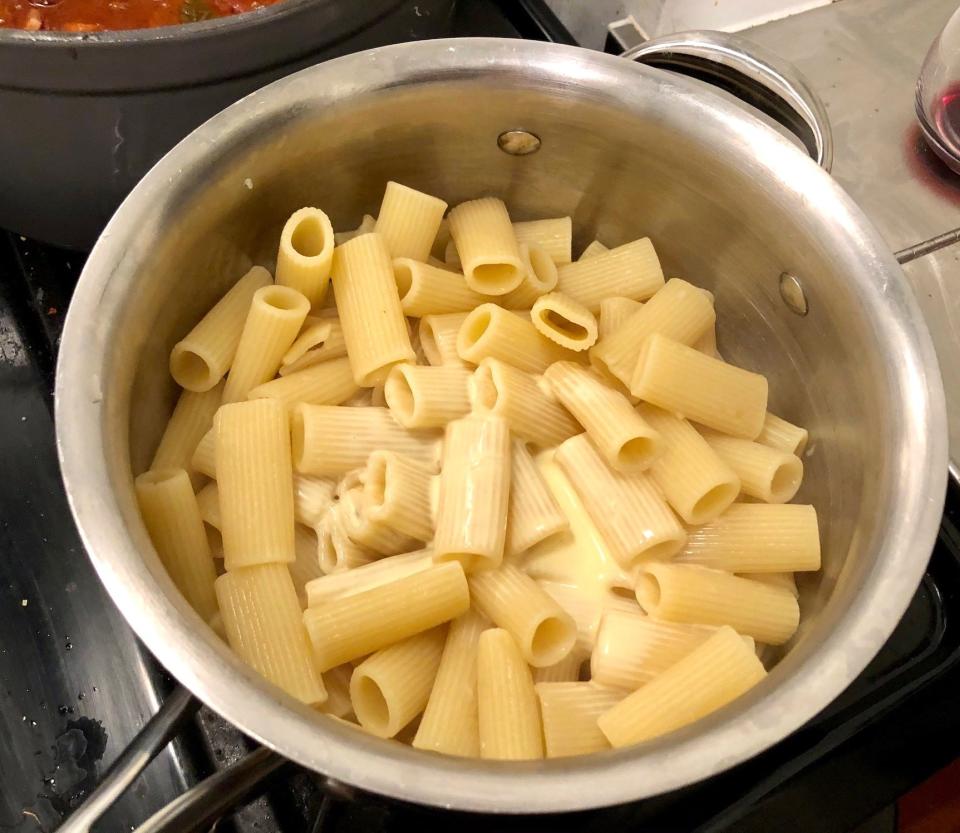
[138,180,820,760]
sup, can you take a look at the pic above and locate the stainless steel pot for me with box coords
[55,36,948,814]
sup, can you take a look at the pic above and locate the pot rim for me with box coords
[55,38,948,812]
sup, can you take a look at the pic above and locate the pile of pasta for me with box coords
[137,182,819,760]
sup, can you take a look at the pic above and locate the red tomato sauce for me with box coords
[0,0,282,31]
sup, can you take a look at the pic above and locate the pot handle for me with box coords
[622,30,834,172]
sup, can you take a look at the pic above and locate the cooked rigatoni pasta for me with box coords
[169,266,272,391]
[221,285,311,404]
[700,431,803,503]
[331,232,415,385]
[350,626,446,738]
[334,214,377,247]
[477,628,543,760]
[419,312,471,368]
[545,362,662,471]
[293,473,336,528]
[555,433,685,568]
[533,650,585,684]
[693,322,720,358]
[135,468,218,619]
[338,487,418,556]
[636,404,740,525]
[469,358,580,448]
[316,505,378,573]
[597,296,642,340]
[457,303,575,374]
[215,564,326,705]
[247,356,359,410]
[636,562,799,645]
[505,439,568,557]
[320,664,355,718]
[531,292,599,351]
[303,561,469,671]
[276,207,335,307]
[590,278,715,387]
[279,317,347,375]
[291,405,438,476]
[756,411,810,456]
[375,182,447,262]
[556,238,664,312]
[741,571,799,597]
[469,563,577,667]
[537,682,623,758]
[363,450,435,542]
[304,550,433,607]
[150,381,224,486]
[414,611,485,757]
[215,399,295,570]
[512,217,572,264]
[501,243,559,309]
[433,415,511,571]
[579,240,608,260]
[195,480,222,531]
[190,427,216,479]
[598,626,765,746]
[383,364,471,428]
[677,503,821,573]
[393,257,487,316]
[631,334,768,439]
[447,197,524,295]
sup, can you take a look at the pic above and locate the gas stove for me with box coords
[2,2,959,831]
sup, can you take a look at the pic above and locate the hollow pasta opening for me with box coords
[260,285,307,313]
[617,436,657,468]
[169,347,213,390]
[472,262,520,290]
[526,246,558,290]
[392,260,414,300]
[770,457,803,502]
[290,214,329,259]
[635,572,661,612]
[690,482,739,525]
[353,674,391,736]
[471,363,499,411]
[540,309,588,340]
[459,307,493,352]
[383,369,416,425]
[531,615,576,667]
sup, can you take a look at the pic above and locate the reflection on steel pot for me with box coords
[55,38,946,813]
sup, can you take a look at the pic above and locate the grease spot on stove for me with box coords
[35,718,108,819]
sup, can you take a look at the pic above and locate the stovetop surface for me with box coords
[2,2,960,832]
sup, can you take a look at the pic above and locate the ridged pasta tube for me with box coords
[755,411,810,456]
[384,365,471,429]
[536,682,623,758]
[150,382,224,487]
[375,181,447,261]
[501,243,560,309]
[556,237,664,312]
[457,303,576,374]
[700,431,803,503]
[531,292,599,351]
[247,356,359,410]
[505,439,569,556]
[447,197,524,295]
[363,450,435,542]
[512,217,572,264]
[276,207,335,307]
[393,257,487,316]
[597,296,642,340]
[419,312,471,368]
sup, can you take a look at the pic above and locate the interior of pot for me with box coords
[60,40,945,811]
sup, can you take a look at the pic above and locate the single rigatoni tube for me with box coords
[414,611,486,756]
[469,358,579,448]
[477,629,543,760]
[512,217,572,264]
[636,563,799,645]
[556,238,664,312]
[447,197,524,295]
[169,266,272,391]
[469,563,577,668]
[291,524,323,603]
[304,550,433,607]
[598,626,765,746]
[247,356,359,411]
[215,564,326,705]
[276,207,335,307]
[419,313,471,368]
[135,469,218,619]
[334,214,376,246]
[303,561,469,670]
[293,474,336,527]
[433,415,511,572]
[554,433,685,569]
[221,285,311,404]
[363,451,435,542]
[531,292,599,351]
[533,650,585,684]
[338,487,418,556]
[505,439,569,557]
[291,405,438,476]
[150,382,224,484]
[740,571,799,597]
[350,626,446,738]
[677,503,821,573]
[537,581,604,656]
[537,683,624,758]
[279,318,347,376]
[191,427,216,479]
[375,182,448,261]
[215,399,295,570]
[756,411,810,456]
[384,365,471,429]
[501,243,560,309]
[331,232,415,386]
[630,334,768,439]
[701,431,803,503]
[320,664,355,718]
[545,362,662,472]
[457,304,576,374]
[590,278,716,387]
[579,240,608,260]
[598,296,643,340]
[636,404,740,524]
[591,609,720,689]
[393,257,487,316]
[196,480,222,530]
